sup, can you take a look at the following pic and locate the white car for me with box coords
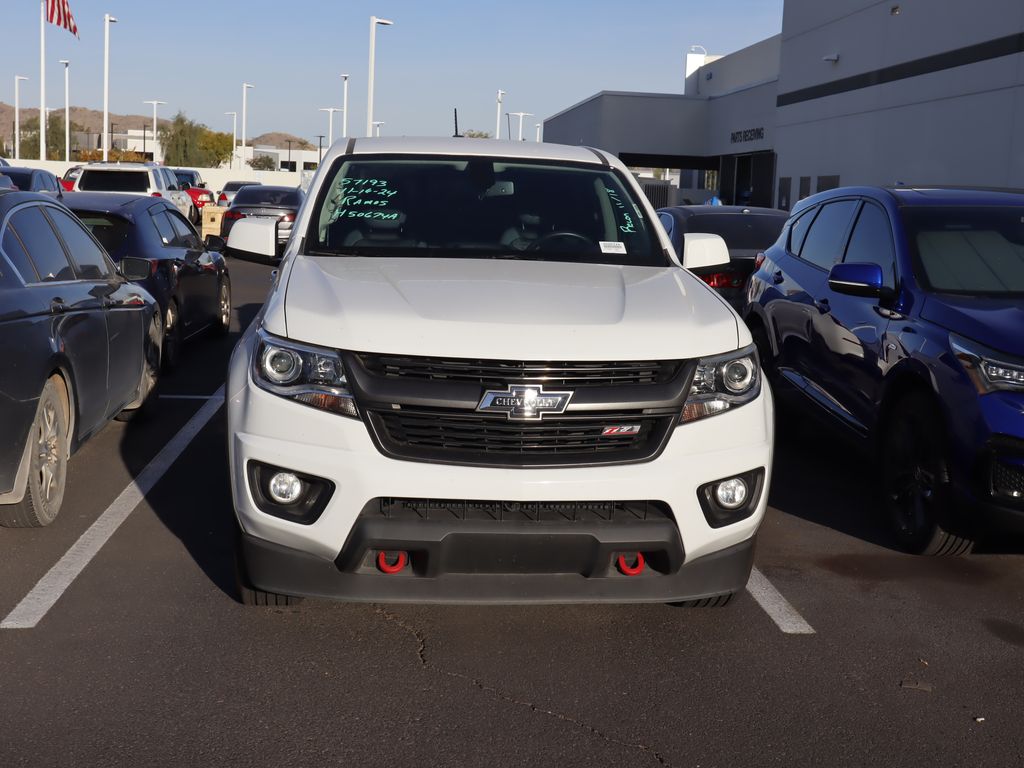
[74,163,194,221]
[227,137,774,606]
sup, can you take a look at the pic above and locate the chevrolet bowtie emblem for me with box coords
[477,385,574,421]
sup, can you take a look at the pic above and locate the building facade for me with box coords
[543,0,1024,208]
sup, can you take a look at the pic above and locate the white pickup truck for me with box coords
[226,137,773,607]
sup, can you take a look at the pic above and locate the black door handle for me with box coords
[771,270,784,285]
[50,299,68,314]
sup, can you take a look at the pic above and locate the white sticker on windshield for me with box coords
[600,241,627,255]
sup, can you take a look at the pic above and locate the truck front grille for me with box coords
[362,498,673,523]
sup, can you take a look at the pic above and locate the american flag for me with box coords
[46,0,79,38]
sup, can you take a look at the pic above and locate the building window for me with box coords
[777,177,792,210]
[798,176,811,201]
[817,175,840,193]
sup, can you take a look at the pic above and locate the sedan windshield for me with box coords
[308,155,667,266]
[233,187,302,207]
[0,170,32,189]
[681,213,786,250]
[904,206,1024,295]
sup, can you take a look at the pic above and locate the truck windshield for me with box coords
[308,155,667,267]
[904,206,1024,296]
[78,170,149,193]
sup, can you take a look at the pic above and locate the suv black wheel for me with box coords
[0,378,69,527]
[880,395,973,555]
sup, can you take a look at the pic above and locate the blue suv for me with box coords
[745,187,1024,554]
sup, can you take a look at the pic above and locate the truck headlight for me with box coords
[680,344,761,423]
[951,334,1024,394]
[252,328,358,418]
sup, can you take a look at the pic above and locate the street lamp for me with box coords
[241,82,254,166]
[535,123,542,143]
[319,107,342,147]
[225,111,237,169]
[143,100,166,162]
[372,121,385,137]
[340,74,350,139]
[102,13,117,161]
[59,60,70,162]
[366,16,393,137]
[315,134,325,165]
[14,75,28,160]
[494,90,505,139]
[509,112,533,141]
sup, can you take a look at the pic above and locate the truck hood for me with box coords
[267,256,740,360]
[921,294,1024,357]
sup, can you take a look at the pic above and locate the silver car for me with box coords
[216,180,260,207]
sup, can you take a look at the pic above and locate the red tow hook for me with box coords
[617,552,645,576]
[377,550,408,574]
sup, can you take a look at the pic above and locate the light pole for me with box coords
[509,112,533,141]
[241,82,254,167]
[535,123,542,142]
[59,60,70,161]
[102,13,117,161]
[340,74,350,139]
[366,16,393,137]
[319,107,341,146]
[143,100,166,162]
[315,134,325,165]
[225,111,237,169]
[494,90,505,139]
[14,75,28,161]
[372,121,385,137]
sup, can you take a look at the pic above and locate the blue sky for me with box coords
[2,0,783,143]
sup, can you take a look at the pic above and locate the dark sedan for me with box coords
[657,205,788,309]
[64,192,232,370]
[221,185,303,260]
[0,190,161,527]
[0,167,64,197]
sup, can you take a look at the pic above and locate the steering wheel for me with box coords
[527,231,596,252]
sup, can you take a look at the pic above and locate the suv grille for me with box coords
[367,407,674,468]
[357,353,681,388]
[363,498,673,523]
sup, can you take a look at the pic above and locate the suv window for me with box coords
[788,208,815,256]
[1,226,39,281]
[308,155,667,267]
[844,202,896,289]
[9,206,76,282]
[46,207,114,281]
[798,200,858,270]
[79,169,150,193]
[163,169,179,190]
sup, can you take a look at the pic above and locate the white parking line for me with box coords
[746,567,816,635]
[1,387,226,630]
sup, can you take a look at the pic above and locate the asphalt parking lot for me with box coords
[2,255,1023,768]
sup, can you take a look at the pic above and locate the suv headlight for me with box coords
[251,328,358,418]
[951,334,1024,393]
[680,344,761,423]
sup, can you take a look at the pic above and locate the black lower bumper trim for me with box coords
[239,531,756,605]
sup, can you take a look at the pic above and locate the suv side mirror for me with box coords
[119,256,152,281]
[681,232,730,270]
[828,262,885,298]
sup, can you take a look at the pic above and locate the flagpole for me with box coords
[40,0,47,161]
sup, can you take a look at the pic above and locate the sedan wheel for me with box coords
[163,300,181,371]
[0,378,69,527]
[216,281,232,335]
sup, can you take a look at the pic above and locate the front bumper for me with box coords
[228,332,774,602]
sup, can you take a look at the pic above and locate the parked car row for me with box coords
[0,186,232,529]
[0,166,65,197]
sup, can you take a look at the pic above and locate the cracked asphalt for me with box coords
[2,257,1023,768]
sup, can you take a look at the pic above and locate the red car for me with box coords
[60,165,82,192]
[173,168,215,223]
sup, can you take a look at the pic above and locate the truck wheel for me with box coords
[0,378,69,527]
[880,395,973,555]
[234,535,302,606]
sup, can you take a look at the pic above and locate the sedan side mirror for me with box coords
[828,262,885,298]
[119,256,152,281]
[204,234,227,252]
[681,232,730,270]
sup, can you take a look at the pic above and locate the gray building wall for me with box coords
[692,35,781,98]
[776,0,1024,197]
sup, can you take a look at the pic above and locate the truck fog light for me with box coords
[715,478,748,509]
[268,472,303,505]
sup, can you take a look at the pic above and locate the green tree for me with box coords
[463,129,491,138]
[18,113,84,160]
[159,111,235,167]
[247,155,277,171]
